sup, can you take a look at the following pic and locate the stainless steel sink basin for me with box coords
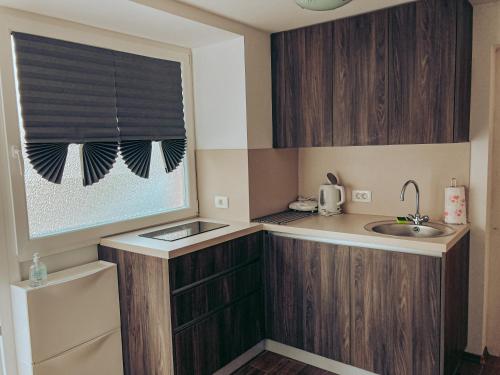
[365,220,456,238]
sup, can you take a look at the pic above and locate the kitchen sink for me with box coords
[365,220,456,238]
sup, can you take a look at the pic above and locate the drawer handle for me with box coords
[171,257,261,296]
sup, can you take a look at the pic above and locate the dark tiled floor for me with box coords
[234,352,500,375]
[457,356,500,375]
[232,351,337,375]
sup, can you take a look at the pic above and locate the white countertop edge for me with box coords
[267,231,445,258]
[100,222,263,260]
[99,215,470,260]
[262,222,470,258]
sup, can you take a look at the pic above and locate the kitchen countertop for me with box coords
[100,214,469,259]
[263,213,469,257]
[100,217,262,260]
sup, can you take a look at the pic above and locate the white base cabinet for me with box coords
[11,261,123,375]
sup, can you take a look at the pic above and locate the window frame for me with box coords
[0,9,198,261]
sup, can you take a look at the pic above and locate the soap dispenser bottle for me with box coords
[29,252,47,287]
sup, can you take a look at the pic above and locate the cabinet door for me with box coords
[265,235,350,363]
[173,292,263,375]
[388,0,457,144]
[350,247,441,375]
[454,0,473,143]
[333,10,388,146]
[272,23,333,148]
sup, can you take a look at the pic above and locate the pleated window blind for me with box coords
[12,32,187,186]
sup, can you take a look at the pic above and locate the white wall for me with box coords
[134,0,273,150]
[487,49,500,356]
[193,37,248,150]
[0,337,5,375]
[468,0,500,355]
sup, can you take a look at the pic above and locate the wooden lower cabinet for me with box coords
[264,234,350,363]
[100,230,469,375]
[173,292,263,375]
[350,247,441,374]
[265,232,469,375]
[98,232,264,375]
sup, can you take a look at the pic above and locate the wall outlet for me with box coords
[214,195,229,209]
[352,190,372,203]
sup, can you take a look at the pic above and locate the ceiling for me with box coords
[174,0,416,32]
[0,0,238,48]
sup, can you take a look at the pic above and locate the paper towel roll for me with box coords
[444,186,467,224]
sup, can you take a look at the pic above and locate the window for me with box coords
[3,27,197,253]
[21,141,187,238]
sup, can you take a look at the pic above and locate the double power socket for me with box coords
[352,190,372,203]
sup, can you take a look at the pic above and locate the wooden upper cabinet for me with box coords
[333,10,388,146]
[388,0,458,144]
[272,23,333,148]
[454,0,473,143]
[271,0,472,147]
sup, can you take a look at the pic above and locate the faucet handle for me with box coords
[422,215,429,223]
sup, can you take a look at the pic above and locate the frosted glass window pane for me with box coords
[21,142,188,238]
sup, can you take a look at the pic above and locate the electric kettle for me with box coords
[318,175,345,216]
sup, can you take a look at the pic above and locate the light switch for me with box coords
[352,190,372,203]
[214,195,229,209]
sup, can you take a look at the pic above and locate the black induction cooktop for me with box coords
[139,221,229,242]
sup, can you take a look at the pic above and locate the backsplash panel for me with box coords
[298,143,470,220]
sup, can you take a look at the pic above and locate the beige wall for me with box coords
[298,143,471,219]
[196,149,250,221]
[134,0,275,224]
[469,1,500,355]
[486,49,500,355]
[248,148,298,219]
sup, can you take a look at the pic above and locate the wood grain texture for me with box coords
[271,32,287,148]
[171,260,261,329]
[350,247,441,375]
[454,0,473,143]
[169,233,264,375]
[388,0,457,144]
[98,246,173,375]
[442,233,470,375]
[333,10,388,146]
[169,232,261,291]
[273,23,333,148]
[233,351,337,375]
[264,234,350,363]
[271,0,472,147]
[173,292,264,375]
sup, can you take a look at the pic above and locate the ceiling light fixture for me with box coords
[295,0,352,11]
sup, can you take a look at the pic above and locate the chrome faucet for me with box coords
[400,180,429,225]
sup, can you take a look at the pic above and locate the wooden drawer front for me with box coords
[171,260,261,330]
[169,232,261,290]
[173,292,263,375]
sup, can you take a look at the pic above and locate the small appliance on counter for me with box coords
[288,196,318,212]
[444,178,467,225]
[319,172,345,216]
